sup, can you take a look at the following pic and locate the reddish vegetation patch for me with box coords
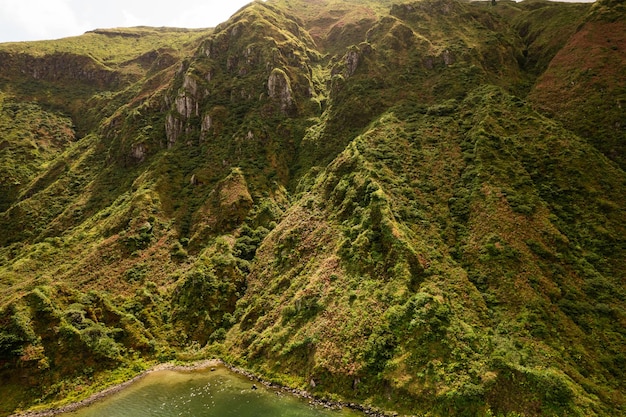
[529,19,626,168]
[531,20,626,114]
[548,20,625,79]
[303,5,378,51]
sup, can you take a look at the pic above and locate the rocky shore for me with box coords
[10,359,395,417]
[223,363,394,417]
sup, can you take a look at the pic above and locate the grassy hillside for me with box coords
[528,0,626,169]
[0,0,624,416]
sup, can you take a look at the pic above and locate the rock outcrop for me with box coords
[0,52,122,88]
[267,68,295,114]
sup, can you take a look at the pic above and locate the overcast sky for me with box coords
[0,0,255,43]
[0,0,595,44]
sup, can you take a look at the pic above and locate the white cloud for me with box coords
[0,0,90,41]
[0,0,254,42]
[171,1,252,28]
[121,9,148,28]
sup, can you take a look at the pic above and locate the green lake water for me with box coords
[61,367,362,417]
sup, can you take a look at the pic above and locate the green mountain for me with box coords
[1,0,625,416]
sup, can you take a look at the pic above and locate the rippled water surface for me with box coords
[62,366,361,417]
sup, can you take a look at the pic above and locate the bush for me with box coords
[170,241,188,261]
[209,327,227,343]
[124,263,148,283]
[80,324,122,360]
[531,370,574,408]
[0,330,26,359]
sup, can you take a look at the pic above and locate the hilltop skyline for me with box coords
[0,0,594,43]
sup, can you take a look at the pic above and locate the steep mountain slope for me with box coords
[227,85,626,416]
[0,1,624,416]
[527,0,626,168]
[0,94,75,212]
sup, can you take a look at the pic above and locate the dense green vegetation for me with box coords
[0,0,624,416]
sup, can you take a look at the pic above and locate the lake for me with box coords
[61,366,363,417]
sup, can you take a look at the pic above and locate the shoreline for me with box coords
[9,359,223,417]
[10,359,391,417]
[222,363,391,417]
